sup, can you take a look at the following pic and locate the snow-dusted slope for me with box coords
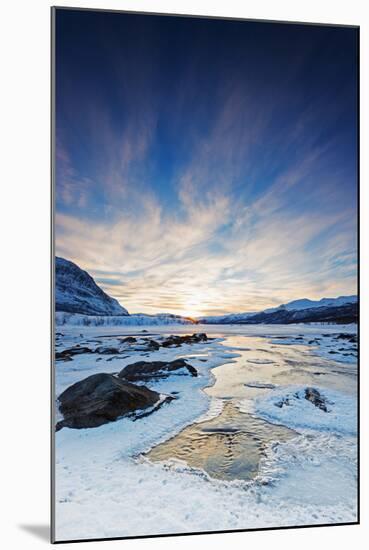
[55,257,129,316]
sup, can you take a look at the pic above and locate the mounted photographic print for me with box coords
[51,7,359,543]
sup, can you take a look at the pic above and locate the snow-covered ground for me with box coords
[54,323,358,541]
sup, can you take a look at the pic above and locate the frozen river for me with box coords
[54,323,358,541]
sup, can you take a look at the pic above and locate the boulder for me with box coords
[56,373,160,430]
[118,358,198,382]
[304,387,329,412]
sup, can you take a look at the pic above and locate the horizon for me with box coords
[55,11,358,317]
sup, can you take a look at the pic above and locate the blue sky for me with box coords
[55,10,358,316]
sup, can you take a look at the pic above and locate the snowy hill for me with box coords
[55,257,129,316]
[198,295,357,325]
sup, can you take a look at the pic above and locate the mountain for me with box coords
[198,295,358,325]
[197,312,256,324]
[263,295,357,313]
[55,257,129,316]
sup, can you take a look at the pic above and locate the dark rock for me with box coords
[275,397,291,408]
[304,387,329,412]
[120,336,137,344]
[94,346,121,355]
[55,346,93,361]
[148,339,160,350]
[118,358,198,382]
[161,333,208,347]
[335,333,357,343]
[56,373,161,430]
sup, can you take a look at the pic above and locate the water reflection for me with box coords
[146,402,295,481]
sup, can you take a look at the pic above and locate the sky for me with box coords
[55,9,358,317]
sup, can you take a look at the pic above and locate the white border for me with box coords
[1,1,367,549]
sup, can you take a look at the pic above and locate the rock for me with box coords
[161,333,207,347]
[275,397,291,408]
[94,345,121,355]
[120,336,137,344]
[304,387,329,412]
[56,373,161,430]
[147,339,160,351]
[335,333,357,343]
[55,346,93,361]
[118,358,198,382]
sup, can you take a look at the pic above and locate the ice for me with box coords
[250,385,357,435]
[54,323,357,541]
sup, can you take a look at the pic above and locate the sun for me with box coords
[181,292,210,318]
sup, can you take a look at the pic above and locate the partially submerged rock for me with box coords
[56,373,161,430]
[274,387,330,413]
[304,387,329,412]
[118,358,198,382]
[161,333,208,347]
[120,336,137,344]
[55,346,93,361]
[94,345,121,355]
[335,333,357,342]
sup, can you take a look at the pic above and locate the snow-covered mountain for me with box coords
[264,295,357,313]
[197,311,256,324]
[55,257,196,325]
[55,257,129,316]
[198,295,358,325]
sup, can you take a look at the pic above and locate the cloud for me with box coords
[55,167,357,317]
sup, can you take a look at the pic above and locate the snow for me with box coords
[54,323,357,541]
[244,385,357,435]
